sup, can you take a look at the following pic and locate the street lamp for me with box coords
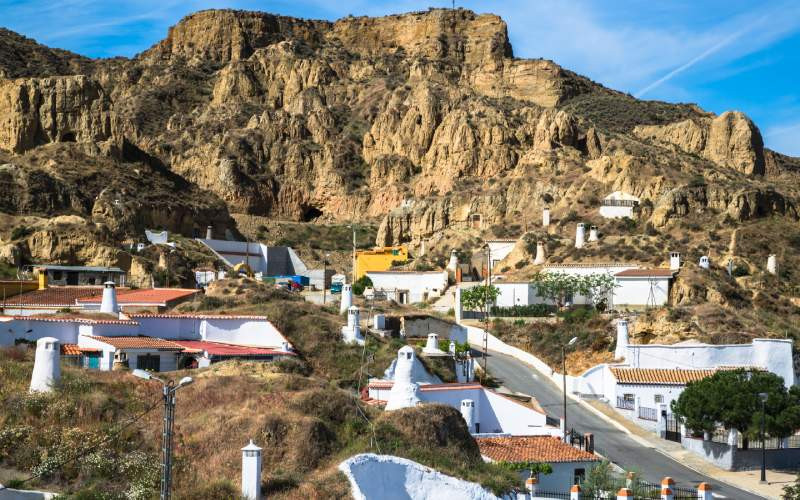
[759,391,768,484]
[323,253,330,305]
[562,336,578,441]
[132,369,194,500]
[482,244,492,376]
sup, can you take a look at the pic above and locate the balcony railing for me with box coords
[601,199,639,207]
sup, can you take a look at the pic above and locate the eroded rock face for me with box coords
[634,111,765,176]
[0,75,114,153]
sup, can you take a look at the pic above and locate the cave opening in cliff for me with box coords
[61,132,76,142]
[301,205,324,222]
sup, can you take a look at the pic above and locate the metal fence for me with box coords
[616,396,634,410]
[638,406,657,421]
[705,427,800,449]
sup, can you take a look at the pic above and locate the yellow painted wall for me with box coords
[355,246,408,280]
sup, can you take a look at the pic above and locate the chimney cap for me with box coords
[241,439,262,452]
[103,281,116,287]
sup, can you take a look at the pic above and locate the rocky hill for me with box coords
[1,8,799,340]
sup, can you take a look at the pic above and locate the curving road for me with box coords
[482,349,765,499]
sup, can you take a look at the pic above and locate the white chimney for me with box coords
[588,225,599,242]
[448,341,456,355]
[575,223,586,249]
[386,346,421,411]
[460,399,476,433]
[767,254,777,275]
[446,249,459,272]
[339,284,353,314]
[533,241,546,265]
[542,207,550,228]
[206,225,213,240]
[100,281,119,314]
[699,256,710,269]
[615,319,629,360]
[241,440,262,500]
[30,337,60,393]
[341,306,363,344]
[424,333,439,353]
[669,252,681,271]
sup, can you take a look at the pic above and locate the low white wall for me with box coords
[338,453,502,500]
[598,205,635,218]
[0,318,78,346]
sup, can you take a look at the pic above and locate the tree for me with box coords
[530,272,616,309]
[783,473,800,499]
[352,275,372,295]
[671,369,800,445]
[460,285,500,318]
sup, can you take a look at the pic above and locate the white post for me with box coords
[100,281,119,314]
[615,319,629,360]
[241,440,262,500]
[340,284,353,314]
[570,484,581,500]
[697,482,712,500]
[30,337,61,393]
[575,223,586,248]
[525,476,538,496]
[542,207,550,228]
[206,225,213,240]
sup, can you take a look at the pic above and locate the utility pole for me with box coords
[351,225,357,284]
[323,253,330,305]
[562,337,578,441]
[482,244,491,375]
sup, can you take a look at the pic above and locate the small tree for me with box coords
[460,285,500,319]
[671,369,800,445]
[530,272,616,309]
[352,275,372,296]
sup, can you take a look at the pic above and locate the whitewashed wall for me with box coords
[367,272,448,303]
[134,316,288,348]
[525,461,600,492]
[0,318,79,345]
[613,277,669,306]
[625,339,795,387]
[598,205,635,218]
[494,283,541,307]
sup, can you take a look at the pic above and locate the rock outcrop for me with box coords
[634,111,766,176]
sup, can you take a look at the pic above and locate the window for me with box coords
[654,394,664,404]
[391,249,399,256]
[623,393,634,402]
[574,468,586,485]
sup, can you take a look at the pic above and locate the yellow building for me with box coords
[355,246,408,280]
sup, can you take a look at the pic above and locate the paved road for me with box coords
[482,349,765,499]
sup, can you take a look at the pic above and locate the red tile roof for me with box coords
[87,335,184,350]
[610,367,718,385]
[172,340,294,356]
[129,313,269,320]
[60,344,100,355]
[77,288,200,305]
[2,286,112,306]
[477,436,600,463]
[0,314,138,325]
[615,269,675,278]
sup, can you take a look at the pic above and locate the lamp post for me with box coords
[349,225,357,284]
[132,369,193,500]
[562,337,578,441]
[759,392,768,484]
[482,244,491,375]
[323,253,330,305]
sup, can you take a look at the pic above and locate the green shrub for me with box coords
[490,304,555,317]
[352,275,373,296]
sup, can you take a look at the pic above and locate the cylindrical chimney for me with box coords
[542,207,550,228]
[340,284,353,314]
[424,333,439,353]
[533,241,546,265]
[669,252,681,271]
[588,225,599,242]
[575,223,586,249]
[699,256,710,269]
[615,319,629,360]
[386,346,421,410]
[30,337,60,393]
[241,440,262,500]
[460,399,475,433]
[446,249,459,272]
[100,281,119,314]
[206,225,213,240]
[767,254,777,275]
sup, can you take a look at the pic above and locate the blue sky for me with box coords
[2,0,798,156]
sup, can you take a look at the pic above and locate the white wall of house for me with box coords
[367,271,448,304]
[0,318,79,345]
[494,283,541,308]
[613,276,670,306]
[598,191,639,219]
[523,461,600,492]
[615,384,683,412]
[542,265,636,305]
[625,339,795,387]
[487,240,516,271]
[133,316,288,348]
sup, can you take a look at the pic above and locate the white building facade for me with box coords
[366,271,448,304]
